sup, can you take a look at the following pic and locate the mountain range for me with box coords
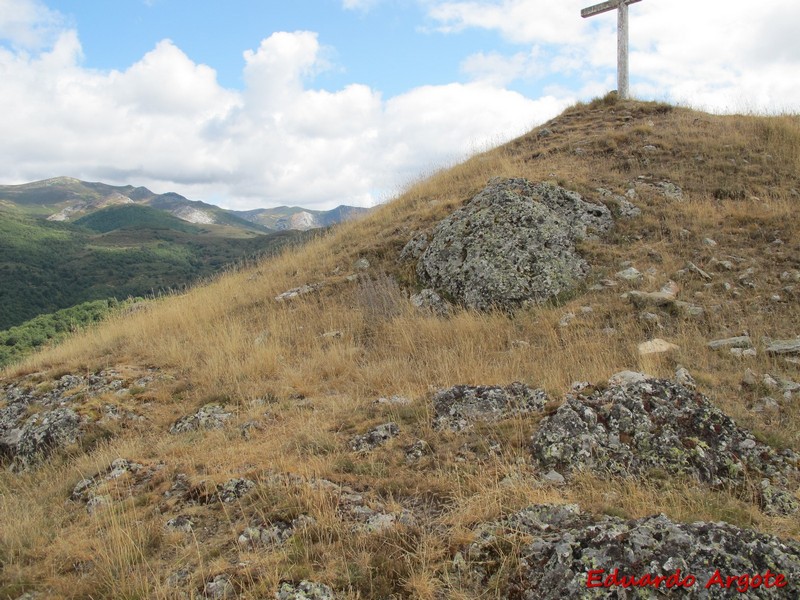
[0,177,367,332]
[0,176,369,233]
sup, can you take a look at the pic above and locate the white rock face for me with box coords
[290,211,318,230]
[172,206,216,224]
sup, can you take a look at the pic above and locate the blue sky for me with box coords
[1,0,798,210]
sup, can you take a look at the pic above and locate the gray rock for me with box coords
[607,371,649,387]
[708,336,752,350]
[166,515,194,533]
[350,422,400,452]
[766,338,800,356]
[276,581,335,600]
[432,382,548,432]
[615,267,642,281]
[466,504,800,599]
[204,575,235,599]
[170,404,232,434]
[530,378,798,515]
[274,283,322,302]
[217,478,256,503]
[414,178,611,311]
[410,288,451,316]
[674,366,696,390]
[398,231,430,262]
[3,407,81,470]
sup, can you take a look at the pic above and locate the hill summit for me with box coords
[1,97,800,598]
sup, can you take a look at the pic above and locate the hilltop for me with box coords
[1,97,799,599]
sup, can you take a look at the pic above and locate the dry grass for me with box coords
[2,99,800,598]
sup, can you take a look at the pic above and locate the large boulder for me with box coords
[412,178,611,311]
[465,504,800,599]
[530,378,799,515]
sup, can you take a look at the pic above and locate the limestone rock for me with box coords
[276,581,335,600]
[410,288,451,315]
[274,283,322,302]
[766,338,800,356]
[350,422,400,452]
[170,404,232,434]
[638,338,679,355]
[414,178,611,311]
[530,379,799,515]
[432,382,548,432]
[708,336,753,350]
[466,504,800,599]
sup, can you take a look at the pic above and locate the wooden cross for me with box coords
[581,0,643,100]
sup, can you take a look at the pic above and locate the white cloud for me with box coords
[425,0,800,113]
[0,18,565,210]
[0,0,67,50]
[342,0,381,11]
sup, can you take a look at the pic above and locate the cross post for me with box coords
[581,0,643,100]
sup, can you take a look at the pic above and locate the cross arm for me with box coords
[581,0,641,19]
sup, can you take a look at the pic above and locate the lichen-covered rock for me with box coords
[170,404,232,434]
[414,178,611,311]
[1,370,151,469]
[433,382,548,432]
[465,504,800,599]
[350,422,400,452]
[530,379,799,514]
[276,581,335,600]
[238,515,314,548]
[2,407,81,470]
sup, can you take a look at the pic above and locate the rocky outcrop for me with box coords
[350,422,400,452]
[465,504,800,599]
[169,404,232,434]
[407,178,612,311]
[530,378,799,514]
[1,370,150,469]
[276,581,335,600]
[433,382,548,431]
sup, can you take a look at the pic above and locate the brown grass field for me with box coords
[2,96,799,598]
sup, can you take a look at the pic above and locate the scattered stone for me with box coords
[731,348,758,358]
[465,504,800,599]
[217,478,256,503]
[432,382,548,431]
[165,515,194,533]
[170,404,232,434]
[413,178,612,311]
[350,422,400,452]
[410,288,451,316]
[542,470,565,485]
[753,397,781,414]
[320,330,343,340]
[530,378,798,515]
[204,575,235,599]
[558,312,575,327]
[686,261,712,281]
[707,336,752,350]
[405,439,432,463]
[674,366,696,390]
[276,581,335,600]
[615,267,641,281]
[766,338,800,356]
[742,368,759,387]
[702,237,717,246]
[238,516,314,548]
[607,371,649,387]
[374,395,411,406]
[274,283,322,302]
[638,338,679,356]
[710,258,735,271]
[353,258,370,271]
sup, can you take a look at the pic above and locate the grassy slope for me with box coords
[1,98,799,598]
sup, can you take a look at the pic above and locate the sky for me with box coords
[0,0,798,211]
